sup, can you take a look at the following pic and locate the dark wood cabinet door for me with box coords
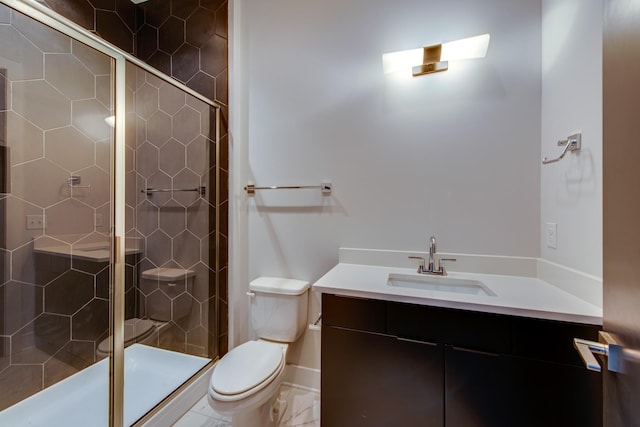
[322,326,444,427]
[445,346,602,427]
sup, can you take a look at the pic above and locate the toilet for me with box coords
[96,267,196,358]
[208,277,310,427]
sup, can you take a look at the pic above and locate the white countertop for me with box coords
[313,263,603,325]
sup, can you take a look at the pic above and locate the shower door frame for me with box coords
[0,1,222,425]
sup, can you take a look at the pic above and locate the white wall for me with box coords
[245,0,541,274]
[232,0,544,366]
[230,0,603,371]
[540,0,602,277]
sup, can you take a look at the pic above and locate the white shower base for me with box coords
[0,344,211,427]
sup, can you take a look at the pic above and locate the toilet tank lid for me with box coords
[249,277,310,295]
[141,267,195,281]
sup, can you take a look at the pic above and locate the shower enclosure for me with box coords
[0,0,223,425]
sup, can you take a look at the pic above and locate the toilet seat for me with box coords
[210,340,285,402]
[96,318,155,355]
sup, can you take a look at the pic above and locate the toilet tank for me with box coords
[249,277,310,342]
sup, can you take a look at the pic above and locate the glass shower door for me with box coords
[126,62,218,358]
[0,0,116,414]
[0,1,219,425]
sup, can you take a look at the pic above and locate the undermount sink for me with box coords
[387,273,495,296]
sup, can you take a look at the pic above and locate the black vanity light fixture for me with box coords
[382,33,490,77]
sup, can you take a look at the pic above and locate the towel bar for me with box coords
[244,182,332,195]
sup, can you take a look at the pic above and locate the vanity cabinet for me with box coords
[321,293,602,427]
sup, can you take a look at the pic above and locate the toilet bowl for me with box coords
[208,277,310,427]
[96,318,156,358]
[208,340,288,424]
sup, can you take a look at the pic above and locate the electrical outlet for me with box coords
[26,215,45,230]
[546,222,557,249]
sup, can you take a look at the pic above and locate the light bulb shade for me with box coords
[382,48,423,74]
[440,33,490,61]
[382,33,490,76]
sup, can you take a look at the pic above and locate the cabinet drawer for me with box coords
[445,346,602,427]
[322,326,444,427]
[322,294,386,333]
[513,317,601,366]
[387,302,512,354]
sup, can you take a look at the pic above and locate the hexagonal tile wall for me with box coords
[5,111,44,165]
[130,66,220,357]
[44,270,94,315]
[136,0,228,105]
[11,10,71,54]
[12,80,71,130]
[172,105,201,143]
[0,6,119,409]
[45,126,95,172]
[71,98,111,141]
[159,138,186,176]
[0,25,45,80]
[1,281,43,335]
[147,111,173,147]
[45,53,95,100]
[9,158,69,208]
[1,0,229,409]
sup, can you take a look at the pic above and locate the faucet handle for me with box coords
[408,256,426,273]
[438,258,457,275]
[409,256,425,265]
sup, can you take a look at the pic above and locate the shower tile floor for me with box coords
[172,384,320,427]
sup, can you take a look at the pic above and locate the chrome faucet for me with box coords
[428,235,437,272]
[409,235,456,276]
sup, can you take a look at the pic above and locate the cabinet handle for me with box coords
[573,338,607,372]
[573,332,640,373]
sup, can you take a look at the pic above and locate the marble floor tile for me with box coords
[173,384,319,427]
[278,385,320,427]
[172,411,230,427]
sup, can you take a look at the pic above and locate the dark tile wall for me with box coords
[126,64,219,356]
[0,7,228,406]
[37,0,230,358]
[134,0,229,356]
[38,0,229,107]
[136,0,228,105]
[39,0,137,53]
[0,5,121,407]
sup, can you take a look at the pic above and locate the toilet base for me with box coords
[231,389,287,427]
